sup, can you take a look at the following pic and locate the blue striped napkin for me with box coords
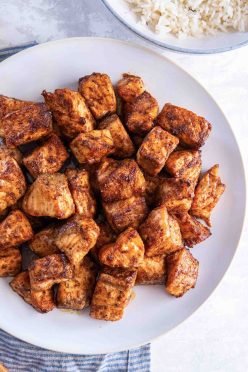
[0,42,151,372]
[0,329,150,372]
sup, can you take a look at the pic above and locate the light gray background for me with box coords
[0,1,248,371]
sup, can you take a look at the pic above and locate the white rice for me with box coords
[125,0,248,37]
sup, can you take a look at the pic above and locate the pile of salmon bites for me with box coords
[0,73,225,321]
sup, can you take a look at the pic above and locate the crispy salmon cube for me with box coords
[175,213,211,247]
[165,248,199,297]
[22,173,75,219]
[97,158,146,203]
[0,210,33,248]
[136,255,166,285]
[190,164,225,226]
[28,254,74,291]
[137,127,179,176]
[117,73,145,103]
[30,288,55,313]
[65,168,96,218]
[139,205,183,257]
[42,88,95,139]
[90,267,137,321]
[10,271,32,305]
[168,214,184,251]
[99,227,144,269]
[0,247,22,277]
[103,196,148,233]
[55,216,100,267]
[78,73,116,119]
[3,103,53,147]
[139,205,170,257]
[23,134,69,178]
[0,95,34,137]
[165,150,202,186]
[10,271,55,313]
[57,256,98,310]
[0,139,23,164]
[98,114,135,158]
[125,91,159,135]
[70,129,114,165]
[157,178,194,214]
[157,103,211,149]
[0,155,26,213]
[29,225,60,257]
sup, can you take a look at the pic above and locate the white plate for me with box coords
[0,37,245,354]
[102,0,248,54]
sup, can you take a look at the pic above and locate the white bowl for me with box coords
[102,0,248,54]
[0,37,245,354]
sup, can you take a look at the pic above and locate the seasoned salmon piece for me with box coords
[165,150,202,186]
[0,210,33,248]
[3,103,53,147]
[97,158,146,203]
[70,129,114,165]
[23,134,69,178]
[10,271,55,313]
[28,254,74,291]
[99,227,144,269]
[65,168,96,218]
[157,103,211,148]
[98,114,135,158]
[175,212,211,247]
[78,73,116,119]
[29,225,60,257]
[165,248,199,297]
[0,247,22,277]
[10,271,33,305]
[103,196,148,233]
[157,178,194,214]
[136,255,166,285]
[57,256,98,310]
[30,288,55,313]
[0,155,26,213]
[117,73,145,103]
[139,205,183,257]
[42,88,95,139]
[168,214,184,252]
[190,164,225,226]
[22,173,75,219]
[90,267,137,321]
[137,127,179,176]
[0,95,34,137]
[55,215,100,267]
[125,91,159,135]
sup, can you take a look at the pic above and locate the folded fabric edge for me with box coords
[0,41,38,62]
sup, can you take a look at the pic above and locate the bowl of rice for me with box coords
[101,0,248,54]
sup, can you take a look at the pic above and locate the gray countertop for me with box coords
[1,1,248,371]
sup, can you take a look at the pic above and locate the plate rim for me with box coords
[101,0,248,54]
[0,36,246,354]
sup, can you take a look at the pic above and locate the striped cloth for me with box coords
[0,43,151,372]
[0,329,150,372]
[0,42,38,62]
